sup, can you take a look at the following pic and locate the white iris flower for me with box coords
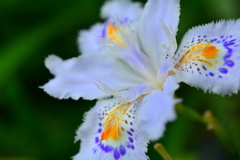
[42,0,240,159]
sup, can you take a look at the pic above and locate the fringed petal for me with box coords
[41,54,145,100]
[74,97,149,160]
[174,19,240,95]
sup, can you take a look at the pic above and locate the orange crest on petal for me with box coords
[106,22,125,47]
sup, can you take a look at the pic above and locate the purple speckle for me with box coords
[119,145,126,156]
[225,42,235,46]
[198,35,201,38]
[98,129,102,133]
[114,149,120,159]
[192,71,194,73]
[197,68,200,71]
[131,145,135,150]
[128,137,134,143]
[211,39,217,42]
[98,141,104,148]
[218,75,222,78]
[104,145,114,152]
[209,72,214,76]
[101,27,106,38]
[219,68,228,74]
[225,60,234,67]
[99,123,102,126]
[95,137,99,143]
[199,72,202,75]
[204,35,207,38]
[130,122,133,125]
[224,51,232,60]
[126,142,131,148]
[220,36,224,38]
[205,74,208,77]
[127,131,133,136]
[130,128,134,132]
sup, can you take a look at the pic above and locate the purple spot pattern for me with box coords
[174,33,239,79]
[91,99,142,159]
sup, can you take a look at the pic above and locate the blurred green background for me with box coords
[1,0,240,160]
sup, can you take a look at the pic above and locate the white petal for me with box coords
[137,76,180,140]
[78,0,143,55]
[174,19,240,95]
[41,54,145,100]
[74,98,149,160]
[101,0,142,23]
[77,23,106,54]
[138,0,180,69]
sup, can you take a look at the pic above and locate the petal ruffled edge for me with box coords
[101,0,143,23]
[78,0,143,55]
[74,98,149,160]
[41,54,145,100]
[77,23,106,54]
[174,19,240,95]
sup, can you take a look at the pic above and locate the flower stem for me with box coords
[175,103,234,152]
[154,143,174,160]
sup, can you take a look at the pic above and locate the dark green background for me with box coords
[1,0,240,160]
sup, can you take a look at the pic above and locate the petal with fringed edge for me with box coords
[100,0,142,23]
[137,76,180,140]
[77,23,106,54]
[41,54,145,100]
[173,19,240,95]
[74,97,149,160]
[78,0,142,54]
[138,0,180,69]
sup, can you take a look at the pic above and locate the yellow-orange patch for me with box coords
[175,43,220,69]
[101,103,127,141]
[100,95,147,142]
[107,22,125,47]
[201,45,219,58]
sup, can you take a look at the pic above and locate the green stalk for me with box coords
[154,143,174,160]
[175,103,234,152]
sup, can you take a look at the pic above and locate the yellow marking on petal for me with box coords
[197,59,213,66]
[175,44,220,69]
[101,102,129,141]
[167,70,176,77]
[201,45,219,58]
[215,61,219,64]
[100,95,147,141]
[107,22,125,47]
